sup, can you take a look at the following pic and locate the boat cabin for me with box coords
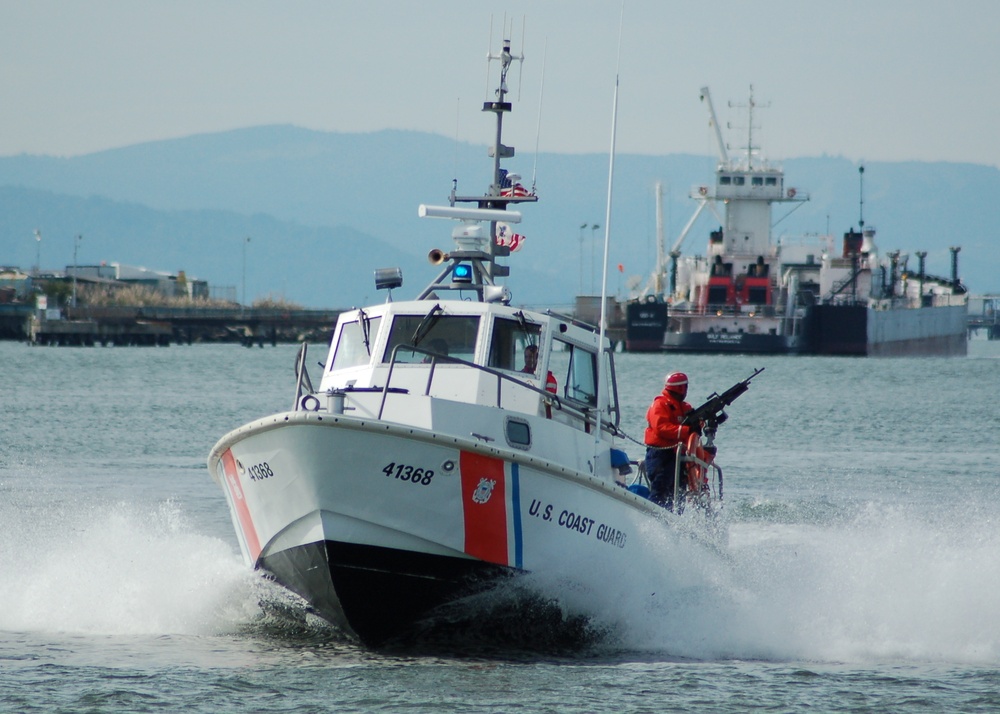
[318,299,621,440]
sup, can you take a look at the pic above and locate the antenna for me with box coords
[728,85,769,169]
[452,98,461,197]
[595,1,624,461]
[487,24,525,96]
[516,16,526,102]
[530,38,547,193]
[858,164,866,230]
[654,182,664,295]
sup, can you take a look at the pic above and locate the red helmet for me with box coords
[664,372,688,396]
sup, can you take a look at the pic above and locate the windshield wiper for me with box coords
[410,303,443,347]
[358,308,372,355]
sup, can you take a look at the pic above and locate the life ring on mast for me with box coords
[698,186,708,196]
[684,431,707,492]
[787,188,797,198]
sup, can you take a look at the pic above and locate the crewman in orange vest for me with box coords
[643,372,711,509]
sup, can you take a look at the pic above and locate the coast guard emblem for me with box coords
[472,477,496,504]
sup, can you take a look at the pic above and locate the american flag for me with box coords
[500,183,530,198]
[499,169,531,198]
[495,222,526,252]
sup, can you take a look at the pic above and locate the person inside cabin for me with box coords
[423,338,449,362]
[643,372,712,510]
[521,344,538,374]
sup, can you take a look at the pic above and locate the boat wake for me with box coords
[609,496,1000,664]
[4,490,1000,665]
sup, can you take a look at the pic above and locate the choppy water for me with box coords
[2,339,999,712]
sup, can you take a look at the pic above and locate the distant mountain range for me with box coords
[1,125,997,308]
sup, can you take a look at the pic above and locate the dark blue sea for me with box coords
[2,339,999,712]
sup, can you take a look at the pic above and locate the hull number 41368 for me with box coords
[381,462,434,486]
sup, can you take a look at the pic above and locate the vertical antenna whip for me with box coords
[858,164,865,230]
[595,1,625,457]
[453,98,461,197]
[531,38,547,192]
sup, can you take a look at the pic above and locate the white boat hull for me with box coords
[209,412,661,645]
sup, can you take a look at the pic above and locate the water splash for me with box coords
[575,498,1000,664]
[4,482,999,665]
[0,495,262,636]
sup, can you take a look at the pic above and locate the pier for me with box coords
[967,295,1000,340]
[1,305,342,346]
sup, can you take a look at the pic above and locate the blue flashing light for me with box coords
[453,264,473,283]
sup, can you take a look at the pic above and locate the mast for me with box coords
[729,85,767,170]
[483,38,520,283]
[419,33,536,301]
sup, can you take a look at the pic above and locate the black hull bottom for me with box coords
[260,541,603,652]
[260,541,511,647]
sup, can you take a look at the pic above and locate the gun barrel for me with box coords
[684,367,764,426]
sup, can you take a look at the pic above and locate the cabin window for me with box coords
[488,317,542,374]
[549,340,620,426]
[331,316,382,371]
[552,340,597,407]
[719,176,732,185]
[505,418,531,448]
[733,176,745,186]
[752,176,763,186]
[765,177,777,186]
[382,314,480,364]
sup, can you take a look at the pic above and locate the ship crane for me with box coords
[700,86,729,167]
[668,87,730,258]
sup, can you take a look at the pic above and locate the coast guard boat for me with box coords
[208,39,727,648]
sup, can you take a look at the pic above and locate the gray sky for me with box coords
[2,1,997,167]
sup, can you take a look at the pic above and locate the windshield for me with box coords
[488,316,542,373]
[330,315,382,371]
[383,314,480,364]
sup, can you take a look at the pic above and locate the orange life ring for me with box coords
[698,186,708,196]
[684,431,706,492]
[787,188,797,198]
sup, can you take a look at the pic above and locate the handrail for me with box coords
[672,444,723,512]
[293,343,312,411]
[375,343,615,436]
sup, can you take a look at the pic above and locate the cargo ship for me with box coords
[625,87,968,356]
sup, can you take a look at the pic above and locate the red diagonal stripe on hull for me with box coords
[221,449,262,562]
